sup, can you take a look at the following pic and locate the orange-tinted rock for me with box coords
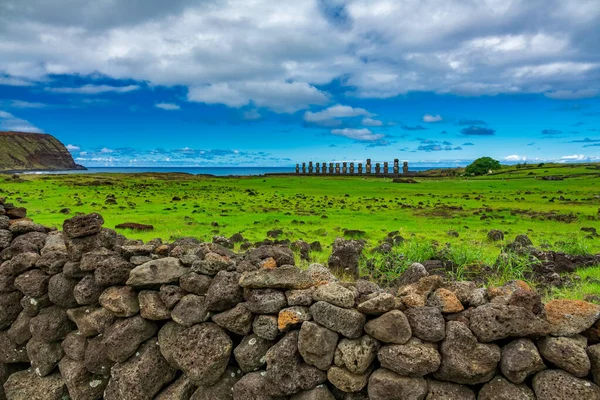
[545,299,600,336]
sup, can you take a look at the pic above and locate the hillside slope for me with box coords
[0,131,85,171]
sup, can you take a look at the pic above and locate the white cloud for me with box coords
[0,110,43,133]
[47,84,140,94]
[561,154,586,161]
[8,100,47,108]
[423,114,442,123]
[155,102,181,110]
[544,89,599,100]
[0,0,598,107]
[361,117,383,126]
[100,147,113,153]
[66,144,80,151]
[504,155,527,161]
[331,128,385,142]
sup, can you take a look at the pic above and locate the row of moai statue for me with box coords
[295,159,409,174]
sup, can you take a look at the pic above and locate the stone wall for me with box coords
[1,207,600,399]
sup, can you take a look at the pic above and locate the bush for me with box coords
[465,157,501,175]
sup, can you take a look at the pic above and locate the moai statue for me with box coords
[322,162,327,174]
[366,159,372,174]
[403,161,409,174]
[375,163,381,174]
[350,162,355,174]
[393,159,400,174]
[329,163,334,174]
[358,163,363,174]
[342,162,347,174]
[296,164,300,174]
[315,163,320,173]
[302,162,306,174]
[335,163,341,174]
[383,162,389,174]
[308,161,313,174]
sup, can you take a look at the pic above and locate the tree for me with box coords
[465,157,501,175]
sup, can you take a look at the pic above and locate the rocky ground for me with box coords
[1,198,600,399]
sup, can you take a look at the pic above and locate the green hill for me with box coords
[0,131,85,172]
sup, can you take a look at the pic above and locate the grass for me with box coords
[2,162,600,299]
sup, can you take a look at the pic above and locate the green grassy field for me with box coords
[2,162,600,299]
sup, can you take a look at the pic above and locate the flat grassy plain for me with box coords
[2,162,600,299]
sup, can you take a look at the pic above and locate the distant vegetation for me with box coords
[465,156,501,176]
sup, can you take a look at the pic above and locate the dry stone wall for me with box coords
[1,204,600,399]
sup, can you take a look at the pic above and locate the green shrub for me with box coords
[465,157,501,175]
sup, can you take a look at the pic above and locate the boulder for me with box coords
[58,357,109,400]
[240,265,315,290]
[0,291,22,330]
[67,306,115,337]
[367,368,428,400]
[313,283,356,308]
[212,303,254,335]
[469,303,550,342]
[139,290,171,320]
[327,365,370,393]
[298,321,339,370]
[253,314,279,341]
[63,213,104,239]
[47,273,78,308]
[206,270,244,311]
[99,285,140,317]
[179,272,212,296]
[172,294,209,326]
[537,335,590,377]
[434,321,500,385]
[73,275,103,305]
[104,339,177,400]
[159,284,186,309]
[590,343,600,385]
[334,335,379,375]
[278,306,311,332]
[327,238,364,279]
[500,338,546,384]
[0,330,29,363]
[61,331,88,361]
[192,252,236,276]
[425,379,475,399]
[245,288,288,314]
[364,310,411,344]
[231,371,274,400]
[3,371,68,400]
[378,339,441,377]
[356,292,395,315]
[290,386,335,400]
[14,269,49,297]
[7,310,32,345]
[396,263,428,287]
[532,369,600,400]
[127,257,188,287]
[234,334,274,373]
[30,305,74,342]
[310,301,365,339]
[404,306,446,342]
[545,299,600,336]
[191,366,243,400]
[26,338,64,377]
[426,288,464,313]
[478,375,535,400]
[102,315,158,362]
[156,375,196,400]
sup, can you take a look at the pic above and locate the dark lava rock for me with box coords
[532,369,600,399]
[367,368,428,400]
[327,238,364,279]
[3,371,68,400]
[310,301,366,339]
[115,222,154,231]
[63,213,104,239]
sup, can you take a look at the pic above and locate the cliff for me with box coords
[0,131,85,172]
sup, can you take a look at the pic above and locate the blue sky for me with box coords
[1,0,599,167]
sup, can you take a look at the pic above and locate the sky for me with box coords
[0,0,599,167]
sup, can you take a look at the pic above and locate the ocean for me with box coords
[20,166,440,176]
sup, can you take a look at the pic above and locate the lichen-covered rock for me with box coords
[3,371,68,400]
[191,366,243,400]
[264,331,327,396]
[240,265,315,290]
[469,303,550,342]
[99,285,140,317]
[500,338,546,384]
[298,321,339,370]
[139,290,171,320]
[478,375,535,400]
[245,288,288,314]
[327,365,371,393]
[102,315,157,362]
[367,368,428,400]
[334,335,379,375]
[356,292,395,315]
[234,334,274,373]
[310,301,365,339]
[104,339,177,400]
[58,357,109,400]
[278,306,311,332]
[30,305,74,342]
[26,338,64,377]
[545,299,600,336]
[127,257,188,287]
[537,335,590,377]
[425,379,475,399]
[313,283,356,308]
[67,306,115,336]
[253,314,279,340]
[434,321,500,385]
[364,310,411,344]
[169,323,233,386]
[532,369,600,400]
[212,303,254,335]
[378,339,441,377]
[206,270,244,311]
[404,306,445,342]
